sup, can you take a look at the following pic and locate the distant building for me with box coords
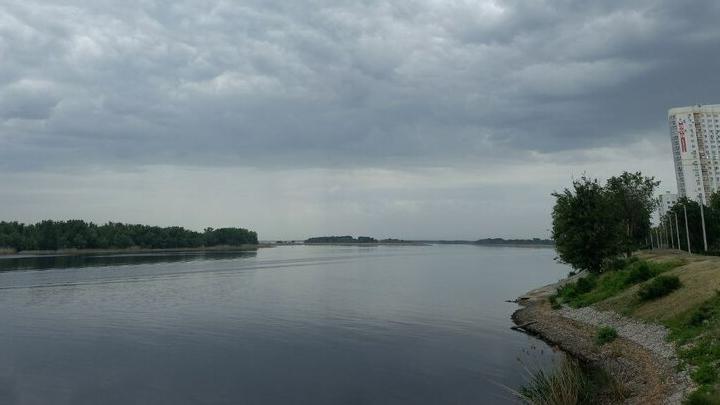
[669,104,720,204]
[658,191,678,215]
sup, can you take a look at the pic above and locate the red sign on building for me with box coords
[679,121,687,153]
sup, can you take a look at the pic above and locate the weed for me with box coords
[595,326,618,345]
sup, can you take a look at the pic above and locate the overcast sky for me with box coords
[1,0,719,240]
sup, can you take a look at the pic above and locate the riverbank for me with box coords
[512,251,705,404]
[0,244,271,257]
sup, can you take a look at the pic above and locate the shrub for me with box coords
[605,257,627,272]
[692,364,718,385]
[556,284,577,300]
[624,262,653,285]
[637,275,681,301]
[685,387,720,405]
[595,326,618,345]
[575,276,597,294]
[684,292,720,332]
[690,305,714,326]
[555,275,597,306]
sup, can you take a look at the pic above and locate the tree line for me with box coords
[0,220,258,252]
[474,238,554,246]
[304,236,378,244]
[654,193,720,254]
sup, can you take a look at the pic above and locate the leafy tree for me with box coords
[552,176,624,273]
[709,191,720,212]
[605,172,660,257]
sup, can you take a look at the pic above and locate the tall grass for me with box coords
[518,357,628,404]
[519,358,588,405]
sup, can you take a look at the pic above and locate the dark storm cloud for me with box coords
[1,0,719,170]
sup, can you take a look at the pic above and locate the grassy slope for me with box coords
[597,252,720,321]
[555,251,720,404]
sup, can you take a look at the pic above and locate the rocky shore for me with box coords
[512,277,694,404]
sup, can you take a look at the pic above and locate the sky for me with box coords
[1,0,720,240]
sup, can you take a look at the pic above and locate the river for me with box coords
[0,244,568,404]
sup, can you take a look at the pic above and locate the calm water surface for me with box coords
[0,245,568,404]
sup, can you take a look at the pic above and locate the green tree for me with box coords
[552,176,624,273]
[605,172,660,257]
[709,191,720,212]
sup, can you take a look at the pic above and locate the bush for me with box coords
[595,326,618,345]
[575,276,597,294]
[555,260,685,308]
[624,262,653,285]
[605,257,628,272]
[685,387,720,405]
[637,275,681,301]
[555,284,577,302]
[555,275,597,305]
[690,305,714,326]
[692,364,718,385]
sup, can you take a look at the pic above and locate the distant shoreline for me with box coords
[0,241,555,257]
[426,241,555,248]
[302,242,429,247]
[301,241,554,248]
[0,244,271,258]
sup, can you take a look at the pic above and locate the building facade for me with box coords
[669,104,720,204]
[658,191,678,215]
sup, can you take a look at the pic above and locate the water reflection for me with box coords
[0,250,257,272]
[0,245,566,405]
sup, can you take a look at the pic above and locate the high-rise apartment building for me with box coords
[658,191,678,215]
[669,104,720,204]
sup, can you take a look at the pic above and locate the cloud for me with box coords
[0,137,675,239]
[0,0,717,236]
[0,79,61,120]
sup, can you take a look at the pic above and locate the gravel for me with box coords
[559,306,677,360]
[557,305,694,404]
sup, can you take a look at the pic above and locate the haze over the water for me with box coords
[2,1,720,240]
